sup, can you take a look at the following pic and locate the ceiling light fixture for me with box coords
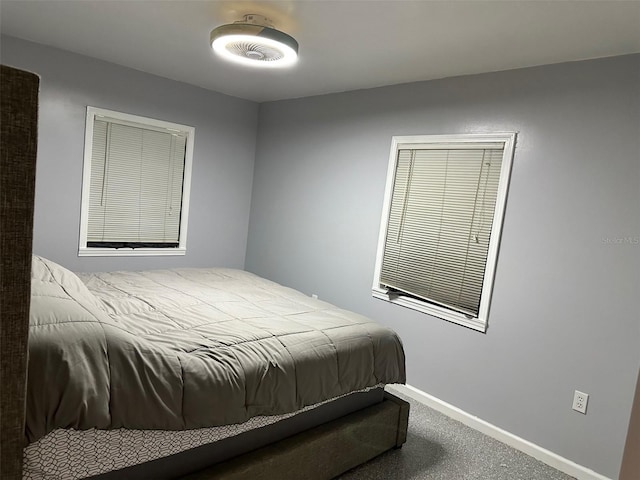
[210,14,298,68]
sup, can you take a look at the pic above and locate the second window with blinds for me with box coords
[79,107,194,256]
[372,133,516,332]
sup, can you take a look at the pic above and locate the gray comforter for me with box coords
[27,256,405,443]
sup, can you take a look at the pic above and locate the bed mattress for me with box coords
[27,256,406,445]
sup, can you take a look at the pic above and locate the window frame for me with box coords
[78,106,194,257]
[372,133,516,332]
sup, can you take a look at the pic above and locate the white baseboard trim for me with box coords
[388,384,612,480]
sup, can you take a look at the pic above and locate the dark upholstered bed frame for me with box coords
[0,65,409,480]
[91,388,408,480]
[183,392,408,480]
[1,65,40,480]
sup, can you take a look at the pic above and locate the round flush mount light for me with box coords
[210,14,299,68]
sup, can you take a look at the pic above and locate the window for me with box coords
[79,107,194,256]
[372,133,516,332]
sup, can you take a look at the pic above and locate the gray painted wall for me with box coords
[1,36,258,272]
[246,55,640,478]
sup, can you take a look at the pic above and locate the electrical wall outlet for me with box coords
[311,294,318,299]
[572,390,589,414]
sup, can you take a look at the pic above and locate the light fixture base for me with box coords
[236,14,273,28]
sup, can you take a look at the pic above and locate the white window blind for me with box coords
[373,134,516,331]
[380,146,503,316]
[79,107,194,256]
[87,120,186,247]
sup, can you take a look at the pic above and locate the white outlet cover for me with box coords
[572,390,589,414]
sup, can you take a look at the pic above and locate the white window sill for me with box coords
[372,287,487,332]
[78,247,186,257]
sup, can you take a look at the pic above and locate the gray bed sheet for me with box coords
[27,256,405,443]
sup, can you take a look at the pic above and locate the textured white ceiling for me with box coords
[2,0,639,102]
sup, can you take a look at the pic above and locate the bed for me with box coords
[24,256,408,479]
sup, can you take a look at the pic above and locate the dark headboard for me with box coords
[1,65,39,480]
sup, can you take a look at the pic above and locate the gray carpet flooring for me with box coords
[337,390,576,480]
